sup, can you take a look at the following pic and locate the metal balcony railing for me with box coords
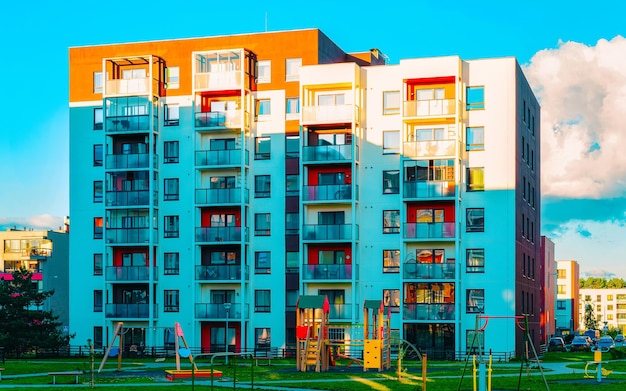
[302,264,353,280]
[403,303,455,321]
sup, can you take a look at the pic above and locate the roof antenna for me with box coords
[265,12,268,32]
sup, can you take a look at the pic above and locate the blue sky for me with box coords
[2,1,626,277]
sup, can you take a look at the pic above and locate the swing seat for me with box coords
[178,348,191,358]
[108,347,119,357]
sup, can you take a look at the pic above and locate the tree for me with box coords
[0,268,72,357]
[583,300,599,331]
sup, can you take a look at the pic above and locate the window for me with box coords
[319,211,344,225]
[608,295,614,301]
[286,135,299,158]
[93,181,103,203]
[164,141,179,163]
[318,93,345,106]
[164,104,179,126]
[466,289,484,313]
[164,216,179,238]
[383,289,400,312]
[466,208,484,232]
[383,170,399,194]
[286,290,298,311]
[383,210,400,234]
[285,58,301,81]
[94,72,103,93]
[93,326,103,349]
[416,208,444,223]
[466,86,485,110]
[285,213,299,234]
[94,253,103,275]
[466,167,485,191]
[257,99,271,117]
[93,144,103,166]
[557,300,566,310]
[416,88,445,101]
[286,251,299,273]
[466,330,484,353]
[409,126,446,141]
[255,290,271,312]
[164,290,180,312]
[255,328,272,350]
[256,60,271,83]
[557,285,566,294]
[255,137,271,159]
[94,108,103,130]
[466,249,485,273]
[383,91,400,115]
[255,213,271,236]
[166,66,179,89]
[286,98,300,119]
[164,252,180,275]
[404,159,455,182]
[94,290,103,312]
[255,175,271,198]
[94,217,103,239]
[383,130,400,154]
[383,250,400,273]
[466,127,484,151]
[255,251,271,274]
[319,250,345,264]
[164,178,179,201]
[286,174,299,195]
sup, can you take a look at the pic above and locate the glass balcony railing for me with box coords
[404,223,456,240]
[329,303,352,320]
[403,99,457,117]
[403,303,455,321]
[302,224,354,241]
[403,263,455,279]
[195,226,243,242]
[105,228,156,244]
[403,182,455,199]
[105,266,158,282]
[302,184,355,202]
[195,264,248,281]
[194,302,247,319]
[105,115,152,132]
[105,153,156,169]
[105,78,151,96]
[195,188,248,204]
[302,264,352,280]
[302,144,356,162]
[403,140,456,157]
[105,190,152,206]
[105,303,157,319]
[195,149,247,166]
[194,71,242,91]
[301,104,356,124]
[195,110,244,129]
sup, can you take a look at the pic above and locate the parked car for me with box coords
[597,336,615,350]
[614,334,624,346]
[570,335,591,351]
[584,329,600,343]
[547,337,565,352]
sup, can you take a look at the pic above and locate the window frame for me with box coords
[164,290,180,312]
[254,213,271,236]
[255,290,271,312]
[382,130,400,154]
[164,178,180,201]
[256,60,271,83]
[254,175,271,198]
[255,136,271,160]
[466,126,485,151]
[286,97,300,119]
[466,248,485,273]
[466,289,485,313]
[382,90,400,115]
[94,217,103,239]
[164,215,180,238]
[164,252,180,275]
[383,289,400,312]
[94,253,103,276]
[93,144,103,166]
[94,108,103,130]
[93,181,103,203]
[257,99,271,117]
[466,86,485,110]
[466,208,485,232]
[286,174,299,196]
[93,72,103,94]
[285,135,299,158]
[164,103,180,126]
[285,58,302,81]
[383,250,400,273]
[254,251,271,274]
[164,141,180,163]
[466,167,485,192]
[94,290,103,312]
[383,210,400,234]
[383,170,400,194]
[166,66,180,89]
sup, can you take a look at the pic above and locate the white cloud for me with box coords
[0,214,64,231]
[524,36,626,198]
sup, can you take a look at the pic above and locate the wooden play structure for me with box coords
[165,322,222,380]
[296,295,391,372]
[98,322,126,372]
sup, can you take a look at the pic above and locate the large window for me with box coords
[383,210,400,234]
[409,126,446,142]
[318,93,345,106]
[285,58,301,81]
[94,108,103,130]
[383,130,400,154]
[285,213,299,234]
[286,174,299,195]
[255,251,271,274]
[466,86,485,110]
[93,144,103,166]
[466,208,484,232]
[166,66,179,89]
[404,159,454,182]
[383,250,400,273]
[257,99,271,117]
[466,289,484,313]
[285,135,299,158]
[467,127,484,151]
[164,178,179,201]
[255,290,271,312]
[416,88,445,101]
[466,167,484,191]
[318,250,345,264]
[466,249,485,273]
[319,211,344,225]
[255,213,271,236]
[94,290,103,312]
[164,104,179,126]
[255,175,271,198]
[164,216,180,238]
[164,290,180,312]
[383,91,400,115]
[256,60,271,83]
[93,181,103,203]
[164,252,180,275]
[286,98,300,119]
[164,141,179,163]
[94,217,103,239]
[383,289,400,312]
[383,170,399,194]
[286,251,299,273]
[255,137,271,159]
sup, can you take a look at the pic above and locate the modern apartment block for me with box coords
[555,260,580,334]
[579,288,626,333]
[0,225,70,328]
[68,28,541,358]
[541,236,556,339]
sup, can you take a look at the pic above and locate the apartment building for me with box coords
[579,288,626,333]
[541,236,556,339]
[0,225,70,327]
[555,260,580,334]
[68,28,541,358]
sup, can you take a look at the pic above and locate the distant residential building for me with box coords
[555,260,579,334]
[579,288,626,333]
[541,236,556,340]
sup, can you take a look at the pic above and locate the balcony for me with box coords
[195,110,247,130]
[302,145,357,163]
[302,185,356,202]
[302,264,353,280]
[195,149,248,167]
[195,188,248,205]
[404,223,455,240]
[194,71,242,91]
[105,228,156,244]
[403,182,455,199]
[403,140,457,158]
[195,303,247,319]
[105,78,151,96]
[105,115,154,133]
[403,263,455,279]
[403,303,455,321]
[403,99,457,118]
[106,190,153,207]
[302,224,356,241]
[106,153,156,170]
[105,303,157,319]
[105,266,158,282]
[301,105,357,125]
[195,226,244,243]
[328,303,353,320]
[19,248,52,259]
[195,264,248,281]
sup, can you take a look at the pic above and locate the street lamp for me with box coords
[224,302,232,364]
